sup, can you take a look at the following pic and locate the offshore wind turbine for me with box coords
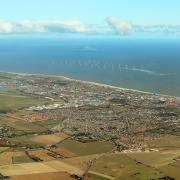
[118,64,122,72]
[103,63,107,70]
[125,64,128,70]
[111,63,114,71]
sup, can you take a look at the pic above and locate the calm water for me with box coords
[0,37,180,97]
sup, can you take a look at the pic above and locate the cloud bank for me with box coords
[105,17,180,36]
[0,20,89,34]
[134,24,180,35]
[0,18,180,36]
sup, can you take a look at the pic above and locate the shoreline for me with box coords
[1,70,179,99]
[75,79,180,99]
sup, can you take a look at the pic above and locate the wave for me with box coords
[126,67,168,76]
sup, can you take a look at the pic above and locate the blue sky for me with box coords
[0,0,180,36]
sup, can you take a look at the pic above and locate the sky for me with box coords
[0,0,180,37]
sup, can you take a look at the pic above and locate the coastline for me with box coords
[74,79,180,99]
[1,71,179,99]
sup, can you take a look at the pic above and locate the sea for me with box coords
[0,36,180,97]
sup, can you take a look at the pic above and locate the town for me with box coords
[0,72,180,180]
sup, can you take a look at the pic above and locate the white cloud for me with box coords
[0,21,14,33]
[0,18,180,36]
[134,24,180,35]
[106,16,180,36]
[0,19,89,34]
[40,20,89,33]
[106,16,132,35]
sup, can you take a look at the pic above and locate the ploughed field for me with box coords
[0,72,180,180]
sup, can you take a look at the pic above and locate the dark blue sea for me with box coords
[0,36,180,97]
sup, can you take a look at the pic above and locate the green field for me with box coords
[59,140,114,156]
[0,92,48,113]
[0,147,9,153]
[159,162,180,180]
[34,119,63,129]
[89,154,165,180]
[12,155,34,164]
[146,135,180,149]
[8,135,44,149]
[127,151,180,168]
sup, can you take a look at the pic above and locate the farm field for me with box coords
[10,171,74,180]
[145,135,180,149]
[52,147,76,158]
[87,153,165,180]
[31,133,69,145]
[7,135,44,148]
[0,152,13,166]
[0,116,47,133]
[0,92,48,113]
[159,162,180,180]
[127,150,180,167]
[28,149,56,161]
[59,140,114,156]
[0,160,84,177]
[62,154,101,171]
[12,155,34,164]
[0,147,9,153]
